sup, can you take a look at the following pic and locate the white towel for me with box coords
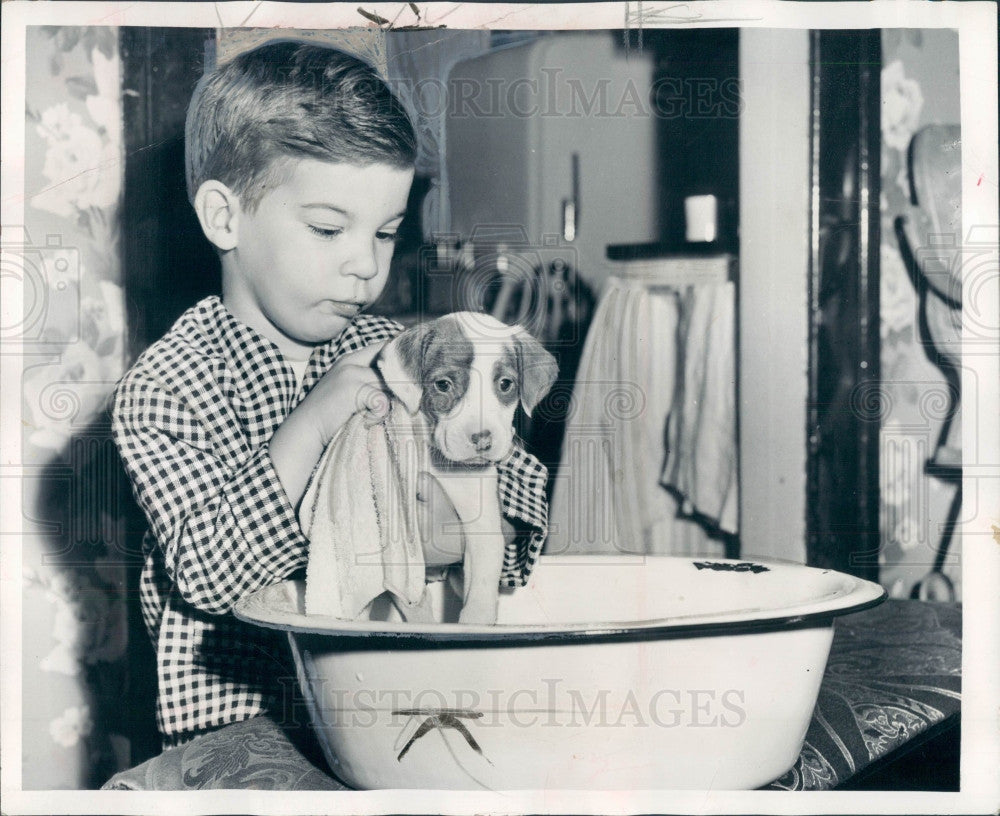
[300,405,429,620]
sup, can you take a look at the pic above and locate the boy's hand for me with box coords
[302,341,390,444]
[416,471,465,564]
[415,471,517,566]
[268,340,388,509]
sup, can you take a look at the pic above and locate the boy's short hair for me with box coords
[185,40,417,209]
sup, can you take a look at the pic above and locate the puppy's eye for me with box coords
[498,377,515,394]
[433,379,453,394]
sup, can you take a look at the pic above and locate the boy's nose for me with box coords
[343,239,380,280]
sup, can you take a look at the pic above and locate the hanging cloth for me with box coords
[547,272,727,556]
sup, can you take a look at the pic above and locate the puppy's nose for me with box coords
[471,430,493,452]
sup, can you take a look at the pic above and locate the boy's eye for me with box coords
[497,377,515,394]
[307,224,342,240]
[433,378,452,394]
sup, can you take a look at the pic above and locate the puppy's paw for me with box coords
[396,591,436,623]
[458,600,498,625]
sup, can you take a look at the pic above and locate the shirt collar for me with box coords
[197,295,390,408]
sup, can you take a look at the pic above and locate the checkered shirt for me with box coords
[112,296,549,745]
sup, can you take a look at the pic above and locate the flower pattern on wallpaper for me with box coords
[25,28,126,453]
[22,26,130,789]
[22,275,126,452]
[30,28,122,222]
[24,563,128,677]
[879,241,919,340]
[877,39,961,601]
[880,60,924,152]
[50,706,96,749]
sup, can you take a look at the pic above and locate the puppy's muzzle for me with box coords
[471,430,493,454]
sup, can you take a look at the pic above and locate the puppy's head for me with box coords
[377,312,557,464]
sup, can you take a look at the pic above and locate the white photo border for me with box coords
[1,2,997,814]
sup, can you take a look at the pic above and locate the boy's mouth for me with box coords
[324,300,365,318]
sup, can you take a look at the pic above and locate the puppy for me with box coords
[377,312,557,624]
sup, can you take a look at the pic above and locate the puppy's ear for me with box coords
[513,329,558,418]
[376,323,429,414]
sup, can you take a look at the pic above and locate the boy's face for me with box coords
[223,158,414,359]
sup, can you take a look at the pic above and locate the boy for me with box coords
[112,41,549,748]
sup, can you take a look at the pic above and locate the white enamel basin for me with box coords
[235,555,885,790]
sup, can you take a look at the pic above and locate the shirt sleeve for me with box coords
[497,446,549,528]
[112,376,307,615]
[496,445,550,586]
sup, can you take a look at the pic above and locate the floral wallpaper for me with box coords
[21,26,130,788]
[878,29,962,600]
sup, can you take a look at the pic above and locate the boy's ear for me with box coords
[376,324,430,415]
[193,180,240,251]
